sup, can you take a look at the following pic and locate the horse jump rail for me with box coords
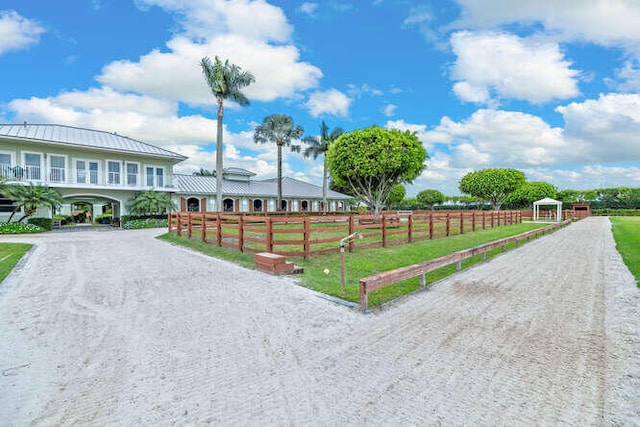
[358,220,572,311]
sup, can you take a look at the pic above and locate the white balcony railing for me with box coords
[0,164,173,189]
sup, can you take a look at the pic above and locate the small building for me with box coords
[173,168,351,213]
[572,203,591,219]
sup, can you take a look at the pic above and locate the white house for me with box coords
[0,124,351,222]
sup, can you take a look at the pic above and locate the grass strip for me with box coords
[159,221,550,308]
[0,243,33,283]
[610,216,640,287]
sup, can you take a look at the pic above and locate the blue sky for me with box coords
[2,1,640,196]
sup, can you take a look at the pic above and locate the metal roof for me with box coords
[0,124,187,161]
[174,174,351,199]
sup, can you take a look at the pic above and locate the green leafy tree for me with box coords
[387,183,406,208]
[4,184,64,222]
[200,56,255,212]
[506,181,557,208]
[459,168,526,210]
[254,114,304,210]
[416,189,445,209]
[126,190,176,215]
[327,126,427,214]
[302,121,344,213]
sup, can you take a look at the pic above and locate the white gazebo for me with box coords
[533,197,562,222]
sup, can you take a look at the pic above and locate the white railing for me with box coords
[0,164,173,189]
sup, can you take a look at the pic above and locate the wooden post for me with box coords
[429,213,434,239]
[382,214,388,247]
[187,212,193,238]
[482,211,486,229]
[201,213,207,242]
[472,212,476,231]
[176,213,182,236]
[266,216,273,252]
[348,215,355,252]
[459,212,464,234]
[216,213,222,247]
[446,213,451,236]
[359,281,368,312]
[408,214,413,243]
[491,211,495,228]
[238,215,244,252]
[303,216,310,259]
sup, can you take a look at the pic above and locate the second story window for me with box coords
[24,153,41,180]
[0,153,11,179]
[49,155,66,182]
[126,163,139,186]
[145,166,164,187]
[108,161,120,185]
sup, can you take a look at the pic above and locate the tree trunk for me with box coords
[277,141,283,211]
[322,156,328,214]
[216,97,224,212]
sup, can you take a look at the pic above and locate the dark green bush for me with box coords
[94,213,112,224]
[27,217,53,231]
[122,218,168,229]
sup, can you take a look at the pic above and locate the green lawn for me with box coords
[0,243,33,283]
[610,216,640,287]
[160,221,552,308]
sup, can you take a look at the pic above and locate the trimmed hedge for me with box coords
[27,217,53,231]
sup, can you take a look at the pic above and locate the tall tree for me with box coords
[302,121,344,213]
[254,114,304,211]
[200,56,255,212]
[4,184,64,222]
[459,168,525,210]
[327,126,427,214]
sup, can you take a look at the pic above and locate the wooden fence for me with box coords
[358,219,572,311]
[168,210,522,259]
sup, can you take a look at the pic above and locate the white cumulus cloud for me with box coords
[305,89,351,117]
[450,31,581,104]
[0,10,45,55]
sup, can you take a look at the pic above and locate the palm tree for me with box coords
[302,121,344,213]
[200,56,255,212]
[126,190,176,215]
[4,184,64,222]
[254,114,304,211]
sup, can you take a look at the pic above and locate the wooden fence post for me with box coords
[382,214,388,247]
[187,212,193,238]
[429,213,434,239]
[238,215,244,252]
[216,213,222,247]
[201,213,207,242]
[176,213,182,236]
[446,213,451,236]
[472,212,476,231]
[303,216,310,259]
[348,215,355,252]
[266,216,273,252]
[408,214,413,243]
[459,212,464,234]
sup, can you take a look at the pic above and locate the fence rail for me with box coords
[358,219,572,311]
[168,210,523,259]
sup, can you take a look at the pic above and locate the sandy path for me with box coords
[0,217,638,425]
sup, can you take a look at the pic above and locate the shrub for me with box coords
[0,222,44,234]
[53,214,73,225]
[122,218,168,229]
[94,213,112,224]
[27,217,53,231]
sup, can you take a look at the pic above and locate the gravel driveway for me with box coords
[0,217,638,425]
